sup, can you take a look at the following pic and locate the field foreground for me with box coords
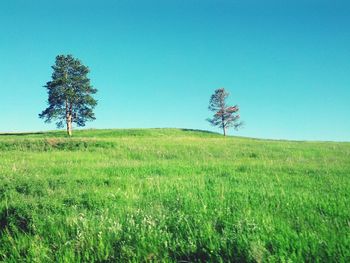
[0,129,349,262]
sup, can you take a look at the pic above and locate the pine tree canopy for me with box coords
[39,55,97,135]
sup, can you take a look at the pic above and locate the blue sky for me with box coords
[0,0,349,141]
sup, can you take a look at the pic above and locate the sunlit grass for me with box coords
[0,129,349,262]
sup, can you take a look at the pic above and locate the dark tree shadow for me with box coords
[180,128,220,135]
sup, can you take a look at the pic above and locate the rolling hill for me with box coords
[0,129,349,262]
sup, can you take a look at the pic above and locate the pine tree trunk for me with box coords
[65,100,72,136]
[66,114,72,136]
[223,126,226,136]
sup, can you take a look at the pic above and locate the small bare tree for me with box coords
[207,88,242,136]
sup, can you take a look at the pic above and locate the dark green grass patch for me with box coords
[0,139,116,151]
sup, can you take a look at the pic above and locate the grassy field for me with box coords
[0,128,349,262]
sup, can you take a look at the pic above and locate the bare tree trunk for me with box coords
[222,115,226,136]
[66,115,72,136]
[65,100,72,136]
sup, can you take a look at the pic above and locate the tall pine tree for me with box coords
[207,88,242,136]
[39,55,97,136]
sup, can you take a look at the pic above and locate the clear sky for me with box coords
[0,0,349,141]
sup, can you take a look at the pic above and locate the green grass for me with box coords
[0,128,349,262]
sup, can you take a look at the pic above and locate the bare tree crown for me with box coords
[207,88,242,136]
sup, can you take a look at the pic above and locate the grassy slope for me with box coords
[0,129,349,262]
